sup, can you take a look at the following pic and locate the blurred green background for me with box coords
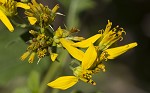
[0,0,150,93]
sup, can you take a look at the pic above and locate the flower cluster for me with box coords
[19,0,84,63]
[1,0,138,91]
[47,20,137,90]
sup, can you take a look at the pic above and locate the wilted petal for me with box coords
[28,17,37,25]
[60,38,84,61]
[16,2,30,9]
[105,42,138,59]
[47,76,78,90]
[0,10,14,32]
[72,34,102,48]
[82,44,97,70]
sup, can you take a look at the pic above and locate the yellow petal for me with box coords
[0,0,6,3]
[0,10,14,32]
[20,51,30,61]
[16,2,30,9]
[60,38,84,61]
[28,52,36,63]
[50,53,58,62]
[72,34,102,48]
[105,42,138,59]
[47,76,78,90]
[28,17,37,25]
[82,44,97,70]
[52,4,59,13]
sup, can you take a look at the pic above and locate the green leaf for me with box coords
[27,70,40,93]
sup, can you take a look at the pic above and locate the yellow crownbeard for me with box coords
[48,43,97,90]
[47,21,138,90]
[48,41,137,90]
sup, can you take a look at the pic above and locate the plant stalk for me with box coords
[39,49,68,93]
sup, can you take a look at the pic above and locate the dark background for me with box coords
[0,0,150,93]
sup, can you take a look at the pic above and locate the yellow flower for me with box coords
[47,44,97,90]
[69,22,137,72]
[98,20,125,51]
[0,0,30,32]
[18,18,137,89]
[72,20,125,51]
[25,0,59,27]
[48,37,137,90]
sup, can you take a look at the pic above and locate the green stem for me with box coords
[39,49,69,93]
[67,0,79,28]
